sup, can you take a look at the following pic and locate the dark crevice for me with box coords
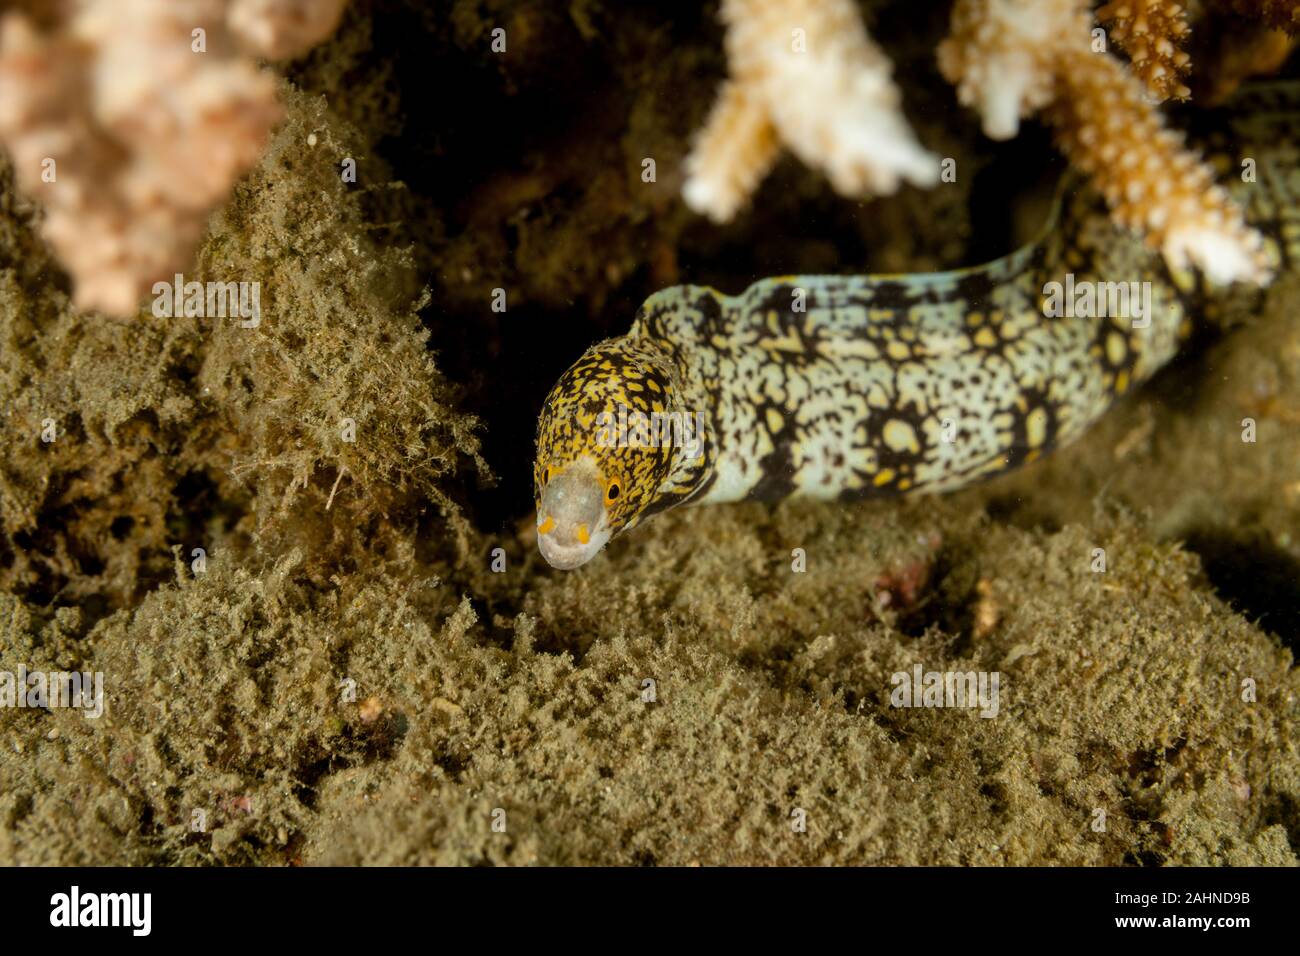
[1183,528,1300,653]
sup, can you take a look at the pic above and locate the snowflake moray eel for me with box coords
[533,85,1299,570]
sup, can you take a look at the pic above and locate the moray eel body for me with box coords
[534,84,1299,570]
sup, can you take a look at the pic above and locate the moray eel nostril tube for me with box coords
[533,87,1298,570]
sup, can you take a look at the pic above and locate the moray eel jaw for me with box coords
[536,459,612,570]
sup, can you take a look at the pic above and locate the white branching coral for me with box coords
[0,0,347,317]
[940,0,1272,286]
[682,81,782,223]
[938,0,1088,140]
[683,0,940,223]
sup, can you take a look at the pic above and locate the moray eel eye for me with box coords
[536,459,613,570]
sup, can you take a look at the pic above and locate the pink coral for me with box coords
[0,0,347,317]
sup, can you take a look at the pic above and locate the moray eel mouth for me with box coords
[536,459,613,570]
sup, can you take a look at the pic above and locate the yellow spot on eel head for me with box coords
[883,419,920,454]
[886,340,911,362]
[577,524,591,545]
[873,469,896,487]
[1106,331,1128,367]
[538,515,556,535]
[1025,407,1049,448]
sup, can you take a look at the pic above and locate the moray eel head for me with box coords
[534,340,680,570]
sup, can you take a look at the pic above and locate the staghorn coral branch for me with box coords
[682,81,782,224]
[1047,48,1268,284]
[0,0,347,318]
[1097,0,1193,101]
[683,0,939,223]
[940,0,1271,285]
